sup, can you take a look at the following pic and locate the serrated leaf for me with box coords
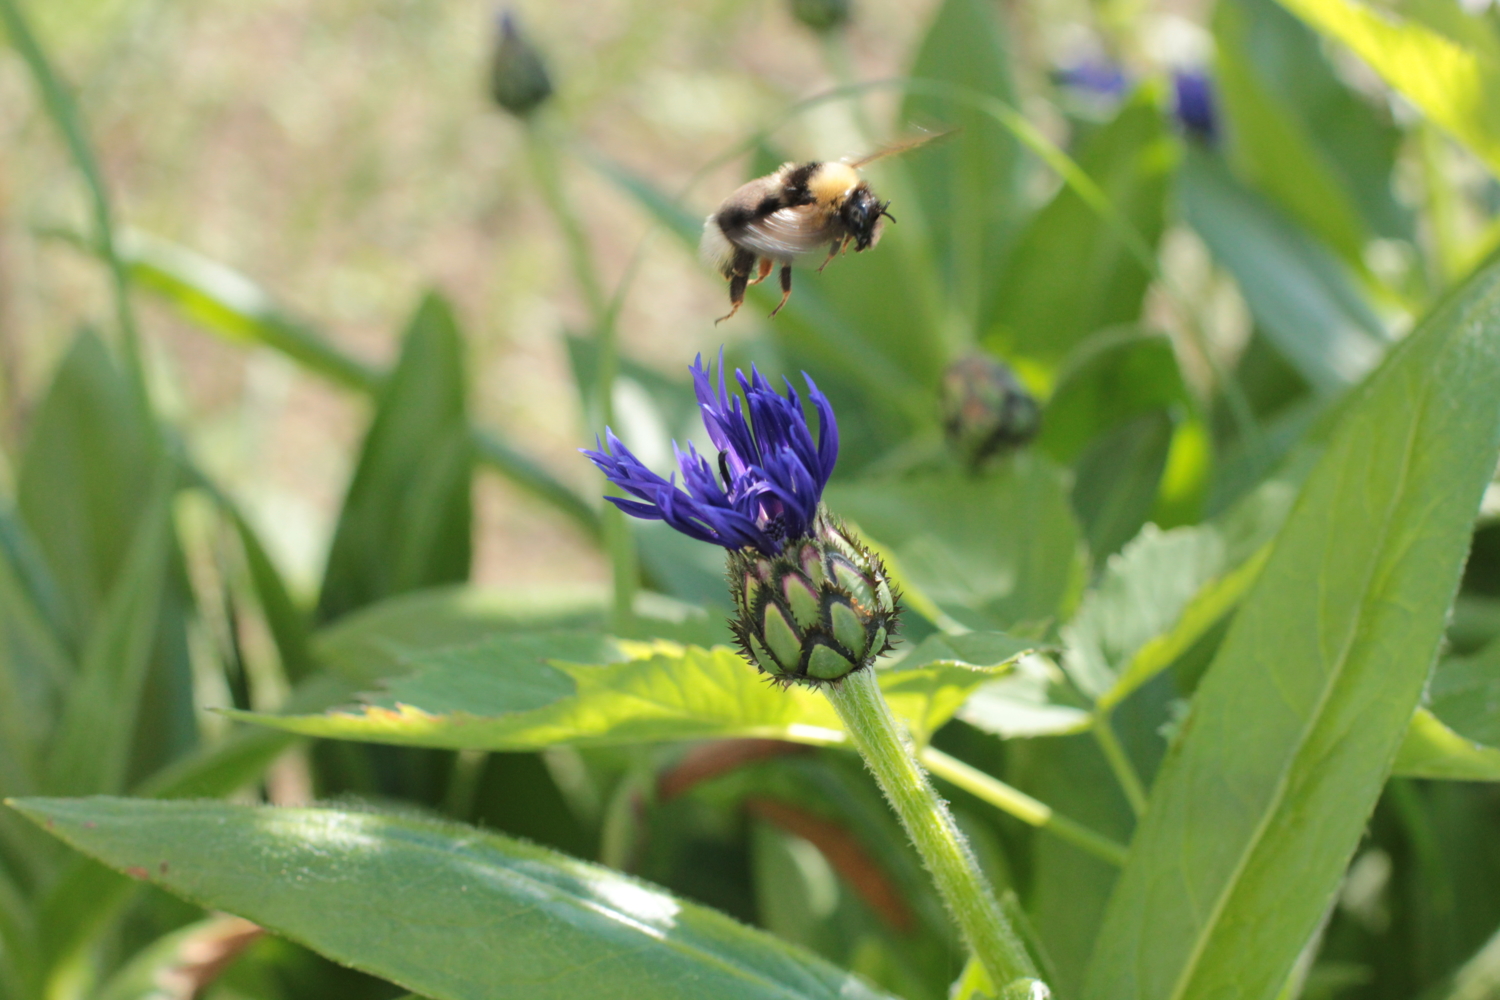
[1063,475,1296,707]
[1273,0,1500,179]
[957,656,1092,740]
[236,631,1026,753]
[317,293,472,623]
[1081,253,1500,1000]
[11,797,898,1000]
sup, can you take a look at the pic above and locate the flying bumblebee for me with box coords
[699,131,950,323]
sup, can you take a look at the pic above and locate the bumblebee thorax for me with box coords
[808,162,862,204]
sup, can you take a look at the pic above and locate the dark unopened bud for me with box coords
[490,11,553,117]
[789,0,851,32]
[941,352,1040,466]
[728,510,899,685]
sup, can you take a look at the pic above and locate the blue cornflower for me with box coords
[582,351,839,557]
[1172,69,1218,144]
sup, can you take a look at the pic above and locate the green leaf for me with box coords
[0,512,73,791]
[1038,329,1191,465]
[956,658,1092,740]
[902,0,1023,314]
[1392,708,1500,781]
[317,293,472,623]
[225,498,316,681]
[1427,637,1500,746]
[310,585,614,683]
[1392,639,1500,780]
[1218,0,1409,243]
[1070,411,1175,564]
[827,462,1086,632]
[136,673,360,799]
[44,474,172,796]
[1081,253,1500,1000]
[12,797,899,1000]
[17,330,158,648]
[1178,146,1385,392]
[245,636,837,750]
[1063,475,1296,707]
[116,228,381,392]
[69,228,598,540]
[884,633,1037,745]
[1215,0,1372,264]
[1273,0,1500,179]
[237,631,1026,753]
[985,92,1174,368]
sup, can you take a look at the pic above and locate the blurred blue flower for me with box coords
[1054,58,1129,98]
[583,351,838,556]
[1172,69,1218,143]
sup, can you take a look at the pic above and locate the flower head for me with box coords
[582,351,839,557]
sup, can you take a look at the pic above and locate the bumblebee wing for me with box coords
[846,127,958,168]
[723,205,837,261]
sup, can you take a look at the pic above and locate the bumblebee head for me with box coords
[840,184,894,251]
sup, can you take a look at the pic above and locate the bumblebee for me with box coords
[699,132,947,323]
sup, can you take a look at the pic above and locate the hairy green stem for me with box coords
[1093,710,1149,818]
[918,747,1128,866]
[825,669,1046,995]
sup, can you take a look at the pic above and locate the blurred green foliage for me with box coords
[5,0,1500,997]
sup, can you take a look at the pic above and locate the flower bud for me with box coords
[789,0,851,32]
[489,11,553,117]
[728,510,899,685]
[940,352,1040,466]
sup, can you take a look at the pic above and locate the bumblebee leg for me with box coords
[816,240,843,273]
[748,258,773,286]
[769,264,794,317]
[716,249,757,324]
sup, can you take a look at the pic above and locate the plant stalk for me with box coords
[526,120,636,630]
[824,668,1046,995]
[1093,710,1149,818]
[918,747,1128,866]
[0,0,151,425]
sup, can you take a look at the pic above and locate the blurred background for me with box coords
[2,0,957,595]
